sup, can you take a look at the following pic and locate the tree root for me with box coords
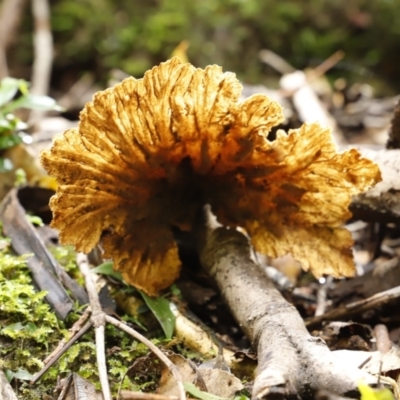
[197,222,376,399]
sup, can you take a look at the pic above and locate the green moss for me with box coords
[0,241,65,398]
[0,235,175,398]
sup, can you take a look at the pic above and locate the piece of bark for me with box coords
[196,217,375,399]
[0,188,88,318]
[0,369,18,400]
[350,148,400,223]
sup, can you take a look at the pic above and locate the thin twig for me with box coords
[374,324,392,354]
[43,308,92,364]
[106,315,186,400]
[314,276,333,317]
[30,320,93,384]
[120,392,180,400]
[77,253,112,400]
[306,285,400,329]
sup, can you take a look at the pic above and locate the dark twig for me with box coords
[43,307,92,364]
[30,320,92,384]
[306,285,400,330]
[387,97,400,150]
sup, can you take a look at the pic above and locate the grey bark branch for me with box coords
[196,214,375,399]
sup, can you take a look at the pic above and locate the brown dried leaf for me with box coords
[41,58,381,295]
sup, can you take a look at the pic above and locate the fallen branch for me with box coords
[196,210,376,399]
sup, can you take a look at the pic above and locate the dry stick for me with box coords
[306,285,400,330]
[314,276,333,317]
[77,253,111,400]
[119,393,197,400]
[374,324,392,354]
[30,320,93,384]
[307,50,345,83]
[120,392,182,400]
[30,0,53,127]
[259,48,345,98]
[0,0,27,78]
[43,307,92,364]
[196,210,376,399]
[106,315,186,400]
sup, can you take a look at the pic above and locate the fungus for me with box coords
[41,58,381,296]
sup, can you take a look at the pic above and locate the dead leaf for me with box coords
[157,354,243,398]
[57,373,103,400]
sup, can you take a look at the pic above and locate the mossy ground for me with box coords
[0,235,176,399]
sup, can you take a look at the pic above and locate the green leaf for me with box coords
[0,118,17,131]
[91,261,123,281]
[0,78,21,108]
[15,168,27,186]
[234,395,250,400]
[0,132,22,150]
[26,215,44,227]
[184,382,229,400]
[11,368,34,381]
[1,94,64,114]
[139,291,175,339]
[25,322,38,333]
[2,322,25,333]
[358,381,394,400]
[4,369,13,382]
